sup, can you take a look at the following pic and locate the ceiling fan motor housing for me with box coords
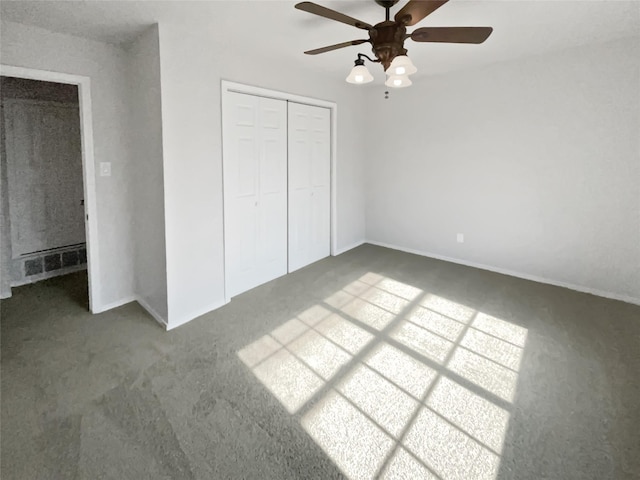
[369,21,408,71]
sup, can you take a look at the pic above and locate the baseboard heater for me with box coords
[11,243,87,286]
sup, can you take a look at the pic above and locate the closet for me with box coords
[222,90,331,298]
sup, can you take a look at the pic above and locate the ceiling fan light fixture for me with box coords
[346,59,373,84]
[385,74,412,88]
[296,1,494,88]
[387,55,417,76]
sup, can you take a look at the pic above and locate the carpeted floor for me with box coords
[1,244,639,480]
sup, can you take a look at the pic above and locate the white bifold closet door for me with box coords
[223,93,288,297]
[287,102,331,272]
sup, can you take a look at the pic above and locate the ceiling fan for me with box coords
[295,0,493,88]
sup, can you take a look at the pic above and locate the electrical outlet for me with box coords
[457,233,464,243]
[100,162,111,177]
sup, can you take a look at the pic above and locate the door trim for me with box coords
[1,64,101,313]
[221,80,338,304]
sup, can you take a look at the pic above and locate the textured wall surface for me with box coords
[365,38,640,303]
[127,24,168,323]
[0,102,11,298]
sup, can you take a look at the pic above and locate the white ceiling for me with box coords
[2,0,639,80]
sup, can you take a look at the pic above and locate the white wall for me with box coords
[0,103,11,298]
[1,21,136,308]
[157,22,367,328]
[365,38,640,303]
[4,100,84,257]
[127,24,168,323]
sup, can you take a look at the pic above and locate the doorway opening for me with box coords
[0,66,99,312]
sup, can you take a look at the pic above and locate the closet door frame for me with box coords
[221,80,337,304]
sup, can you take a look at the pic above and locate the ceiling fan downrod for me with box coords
[374,0,400,22]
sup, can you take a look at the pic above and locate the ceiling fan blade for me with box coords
[304,39,370,55]
[410,26,493,44]
[394,0,449,26]
[295,2,372,30]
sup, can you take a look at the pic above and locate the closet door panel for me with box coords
[309,107,331,264]
[288,117,311,271]
[233,135,259,277]
[257,99,287,283]
[236,138,257,197]
[288,102,330,272]
[289,188,311,268]
[223,93,287,297]
[224,95,259,296]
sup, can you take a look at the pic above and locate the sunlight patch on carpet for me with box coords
[239,273,528,479]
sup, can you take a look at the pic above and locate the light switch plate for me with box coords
[100,162,111,177]
[457,233,464,243]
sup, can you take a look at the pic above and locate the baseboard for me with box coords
[166,299,228,331]
[366,240,640,306]
[94,295,137,313]
[334,239,366,256]
[135,296,168,328]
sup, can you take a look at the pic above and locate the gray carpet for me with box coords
[1,244,639,480]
